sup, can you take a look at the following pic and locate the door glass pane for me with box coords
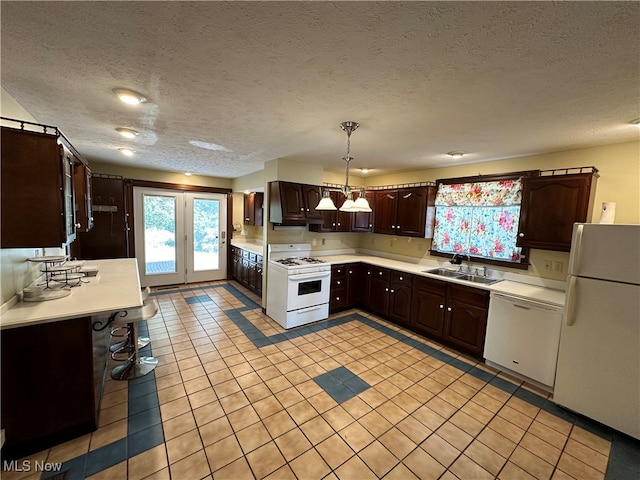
[144,194,177,275]
[193,198,220,271]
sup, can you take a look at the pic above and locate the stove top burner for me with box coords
[299,257,326,264]
[273,256,326,267]
[276,258,302,266]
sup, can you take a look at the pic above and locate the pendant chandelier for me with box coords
[316,121,372,212]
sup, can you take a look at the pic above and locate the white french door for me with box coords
[133,187,227,287]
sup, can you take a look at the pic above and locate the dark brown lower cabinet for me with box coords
[1,317,109,460]
[412,277,489,357]
[331,262,489,358]
[412,276,447,337]
[231,246,263,297]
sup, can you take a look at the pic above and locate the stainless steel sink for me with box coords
[423,268,462,277]
[456,274,502,285]
[423,267,502,285]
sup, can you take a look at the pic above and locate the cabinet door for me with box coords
[255,265,263,295]
[396,187,428,237]
[517,174,594,252]
[334,192,351,232]
[279,182,306,221]
[361,266,373,308]
[346,264,361,306]
[389,283,413,326]
[244,193,255,225]
[352,190,374,232]
[301,184,323,221]
[62,149,77,244]
[73,162,93,233]
[1,128,67,248]
[411,277,447,338]
[369,276,390,316]
[444,300,488,357]
[373,190,398,235]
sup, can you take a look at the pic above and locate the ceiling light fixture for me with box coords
[316,121,372,213]
[118,148,135,157]
[115,127,139,139]
[630,118,640,127]
[112,88,147,105]
[184,172,192,176]
[447,151,466,159]
[360,168,370,174]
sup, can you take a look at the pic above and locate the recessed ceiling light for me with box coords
[118,148,135,157]
[112,88,147,105]
[115,127,139,139]
[447,151,466,159]
[630,118,640,127]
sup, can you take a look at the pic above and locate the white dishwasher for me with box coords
[483,292,564,390]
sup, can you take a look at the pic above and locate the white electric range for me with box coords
[266,243,331,329]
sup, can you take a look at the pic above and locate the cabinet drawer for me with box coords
[242,250,250,259]
[370,266,390,281]
[391,271,412,285]
[447,284,489,308]
[332,264,347,278]
[249,252,257,262]
[332,276,347,289]
[331,287,349,309]
[256,255,263,265]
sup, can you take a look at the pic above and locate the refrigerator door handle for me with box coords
[565,276,577,326]
[569,224,584,274]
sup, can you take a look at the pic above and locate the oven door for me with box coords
[286,271,331,311]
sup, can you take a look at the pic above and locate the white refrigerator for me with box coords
[554,223,640,439]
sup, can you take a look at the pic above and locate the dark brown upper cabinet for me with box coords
[310,189,351,232]
[243,192,263,226]
[1,125,85,248]
[351,190,375,233]
[269,181,323,225]
[517,171,597,252]
[374,186,435,237]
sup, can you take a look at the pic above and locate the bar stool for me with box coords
[110,287,151,354]
[109,296,160,380]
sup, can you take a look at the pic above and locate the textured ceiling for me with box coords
[1,1,639,178]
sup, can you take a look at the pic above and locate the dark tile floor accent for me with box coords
[313,367,371,403]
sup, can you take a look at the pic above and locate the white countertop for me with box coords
[315,253,566,307]
[231,239,264,256]
[1,258,143,329]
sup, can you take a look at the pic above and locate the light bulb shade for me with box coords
[352,196,372,212]
[316,190,337,210]
[339,198,356,212]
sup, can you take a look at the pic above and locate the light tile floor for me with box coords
[2,280,638,480]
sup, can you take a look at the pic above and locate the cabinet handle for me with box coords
[385,288,389,292]
[348,270,353,274]
[337,280,341,285]
[301,208,304,211]
[439,304,444,309]
[369,224,372,228]
[306,208,310,212]
[518,233,524,237]
[447,307,452,312]
[397,226,400,229]
[390,289,395,293]
[89,217,94,222]
[337,223,341,226]
[336,297,340,301]
[75,223,81,228]
[338,269,342,273]
[245,217,250,221]
[379,272,383,276]
[367,271,371,275]
[399,276,403,281]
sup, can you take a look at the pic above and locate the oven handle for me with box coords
[288,271,331,281]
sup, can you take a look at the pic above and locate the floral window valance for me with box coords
[434,179,522,207]
[432,178,523,263]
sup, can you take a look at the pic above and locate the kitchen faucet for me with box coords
[449,253,473,273]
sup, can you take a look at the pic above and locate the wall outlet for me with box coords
[554,261,564,272]
[543,260,552,271]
